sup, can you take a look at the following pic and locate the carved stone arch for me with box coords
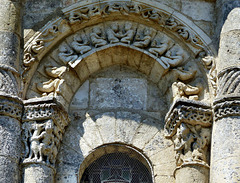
[22,1,216,182]
[23,0,216,101]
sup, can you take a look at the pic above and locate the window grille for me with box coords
[80,152,153,183]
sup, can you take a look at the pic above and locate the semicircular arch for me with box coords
[23,0,216,102]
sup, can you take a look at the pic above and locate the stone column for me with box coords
[22,97,70,183]
[165,99,212,183]
[211,8,240,183]
[214,0,240,47]
[0,0,24,182]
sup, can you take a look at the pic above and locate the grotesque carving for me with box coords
[149,37,172,57]
[90,27,107,48]
[173,123,210,167]
[22,119,61,165]
[161,46,184,67]
[165,100,212,168]
[173,67,197,81]
[36,66,67,96]
[71,34,92,55]
[172,81,201,101]
[133,27,152,48]
[58,44,78,64]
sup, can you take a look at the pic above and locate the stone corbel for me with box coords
[21,97,70,169]
[164,99,213,177]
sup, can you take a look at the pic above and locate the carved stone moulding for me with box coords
[0,94,23,120]
[216,66,240,98]
[21,96,70,168]
[214,96,240,121]
[164,98,213,170]
[23,1,214,98]
[165,98,213,138]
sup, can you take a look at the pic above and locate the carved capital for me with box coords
[22,97,70,168]
[165,99,213,169]
[0,94,22,120]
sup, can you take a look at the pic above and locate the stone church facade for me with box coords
[0,0,240,182]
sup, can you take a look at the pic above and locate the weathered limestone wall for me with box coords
[56,65,175,182]
[23,0,216,43]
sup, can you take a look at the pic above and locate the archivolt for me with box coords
[23,0,216,105]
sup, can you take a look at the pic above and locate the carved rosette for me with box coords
[21,97,70,169]
[165,99,213,172]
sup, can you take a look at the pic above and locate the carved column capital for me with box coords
[165,99,213,172]
[22,97,70,169]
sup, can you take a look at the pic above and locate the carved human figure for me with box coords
[172,81,201,101]
[25,122,45,162]
[120,22,134,44]
[58,44,78,64]
[90,27,107,48]
[45,66,67,78]
[149,38,171,57]
[161,47,184,67]
[71,34,92,54]
[107,23,120,44]
[39,120,57,164]
[133,28,152,48]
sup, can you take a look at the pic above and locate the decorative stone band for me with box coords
[22,96,69,130]
[164,99,213,170]
[165,99,212,138]
[0,94,22,121]
[21,97,70,169]
[23,1,212,94]
[217,66,240,98]
[214,96,240,121]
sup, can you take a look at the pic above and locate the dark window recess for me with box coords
[80,152,152,183]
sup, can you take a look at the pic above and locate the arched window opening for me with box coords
[80,152,153,183]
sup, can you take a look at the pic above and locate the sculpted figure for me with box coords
[39,120,57,164]
[45,66,67,78]
[149,38,171,57]
[173,123,210,166]
[107,23,120,44]
[90,27,107,48]
[37,78,64,97]
[172,81,201,101]
[31,40,45,54]
[178,26,190,40]
[161,47,184,67]
[71,34,91,54]
[173,67,197,81]
[37,66,67,96]
[133,28,152,48]
[25,122,45,162]
[120,22,134,44]
[58,44,78,64]
[69,10,89,24]
[165,17,178,31]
